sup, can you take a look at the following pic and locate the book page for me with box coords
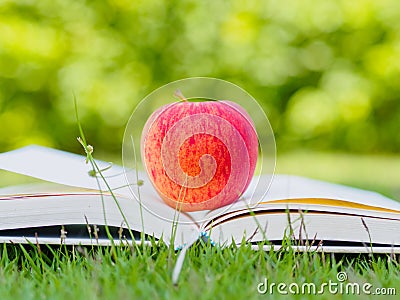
[0,145,201,246]
[0,145,125,191]
[258,175,400,210]
[0,190,200,246]
[204,174,400,222]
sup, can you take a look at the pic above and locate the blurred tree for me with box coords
[0,0,399,155]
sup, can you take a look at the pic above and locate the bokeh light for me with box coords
[0,0,399,156]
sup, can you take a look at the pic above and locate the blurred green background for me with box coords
[0,0,399,197]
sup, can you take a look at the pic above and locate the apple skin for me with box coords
[141,100,258,212]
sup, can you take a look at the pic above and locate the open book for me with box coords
[0,145,399,253]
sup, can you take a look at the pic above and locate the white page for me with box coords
[262,175,400,210]
[0,145,126,191]
[205,173,400,220]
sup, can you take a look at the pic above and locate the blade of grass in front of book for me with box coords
[74,96,141,253]
[172,242,190,285]
[74,98,114,247]
[169,175,189,285]
[170,175,187,249]
[130,135,146,248]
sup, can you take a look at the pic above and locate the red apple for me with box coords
[141,94,258,211]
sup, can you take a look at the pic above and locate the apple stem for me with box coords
[174,89,188,102]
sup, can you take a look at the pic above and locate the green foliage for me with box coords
[0,0,400,155]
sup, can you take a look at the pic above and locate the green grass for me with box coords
[1,151,400,299]
[0,240,399,299]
